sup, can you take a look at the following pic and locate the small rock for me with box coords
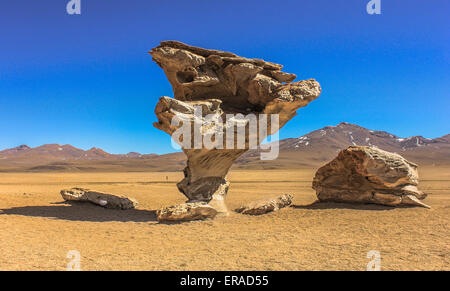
[235,194,293,215]
[156,202,217,222]
[60,188,138,210]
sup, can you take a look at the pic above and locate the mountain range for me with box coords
[1,122,449,172]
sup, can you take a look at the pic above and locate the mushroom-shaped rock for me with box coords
[312,146,430,208]
[149,41,321,213]
[60,188,139,210]
[235,194,293,215]
[156,202,217,222]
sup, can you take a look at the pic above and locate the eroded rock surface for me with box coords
[312,146,430,208]
[156,202,217,222]
[235,194,293,215]
[60,188,138,210]
[149,41,321,211]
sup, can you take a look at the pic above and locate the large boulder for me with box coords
[150,41,321,213]
[312,146,430,208]
[156,202,217,222]
[60,188,139,210]
[235,194,293,215]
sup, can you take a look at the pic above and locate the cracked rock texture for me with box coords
[60,188,139,210]
[312,146,430,208]
[149,41,321,212]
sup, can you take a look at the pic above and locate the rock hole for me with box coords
[176,71,195,83]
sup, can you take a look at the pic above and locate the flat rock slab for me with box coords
[235,194,293,215]
[156,202,217,222]
[60,188,138,210]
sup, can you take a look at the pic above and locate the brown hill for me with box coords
[0,144,162,172]
[0,122,448,172]
[234,122,450,169]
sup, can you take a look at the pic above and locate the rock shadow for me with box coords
[0,201,157,222]
[291,201,415,211]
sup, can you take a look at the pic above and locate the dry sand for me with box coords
[0,168,449,270]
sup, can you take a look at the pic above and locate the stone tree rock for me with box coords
[235,194,293,215]
[149,41,321,213]
[312,146,430,208]
[60,188,139,210]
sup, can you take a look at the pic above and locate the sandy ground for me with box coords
[0,168,449,271]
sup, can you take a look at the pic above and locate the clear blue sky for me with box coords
[0,0,448,154]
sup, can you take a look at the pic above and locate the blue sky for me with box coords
[0,0,448,154]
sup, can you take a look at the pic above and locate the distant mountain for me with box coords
[234,122,450,169]
[0,144,161,171]
[0,122,448,172]
[1,144,108,162]
[279,122,448,152]
[0,144,160,161]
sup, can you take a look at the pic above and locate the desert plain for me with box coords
[0,167,448,271]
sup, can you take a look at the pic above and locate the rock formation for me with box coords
[235,194,293,215]
[312,146,430,208]
[60,188,138,210]
[149,41,321,213]
[156,202,217,222]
